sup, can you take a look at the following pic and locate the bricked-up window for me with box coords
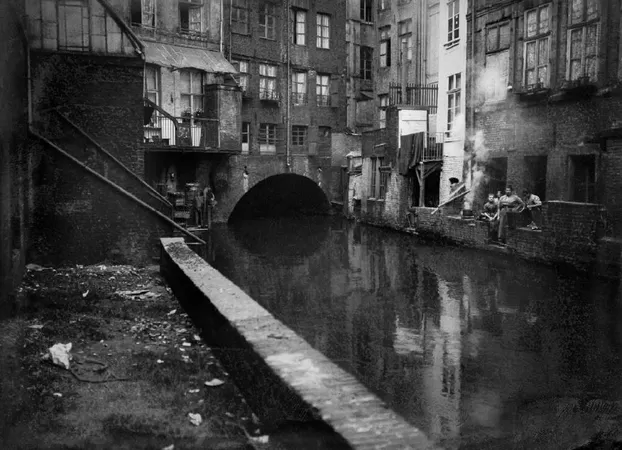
[486,22,510,53]
[291,71,307,105]
[259,3,276,40]
[524,4,550,88]
[259,123,277,154]
[259,63,278,100]
[145,65,160,105]
[58,0,90,51]
[360,46,373,80]
[292,126,307,146]
[567,0,599,82]
[316,74,330,106]
[485,51,509,101]
[447,73,461,131]
[131,0,155,27]
[399,19,413,61]
[241,122,250,153]
[379,94,388,129]
[232,60,249,93]
[570,154,596,203]
[231,0,249,34]
[379,27,391,68]
[180,70,204,117]
[316,13,330,49]
[292,9,306,46]
[361,0,373,23]
[447,0,459,44]
[179,1,202,33]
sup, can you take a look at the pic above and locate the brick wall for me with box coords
[0,0,30,314]
[31,52,144,175]
[29,141,173,266]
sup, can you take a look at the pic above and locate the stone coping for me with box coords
[160,237,440,450]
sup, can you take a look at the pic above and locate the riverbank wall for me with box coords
[160,237,439,450]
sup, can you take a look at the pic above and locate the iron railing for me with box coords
[291,92,307,105]
[424,132,445,161]
[260,89,279,101]
[389,82,438,113]
[144,106,220,149]
[317,94,330,106]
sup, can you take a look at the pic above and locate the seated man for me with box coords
[479,193,499,241]
[522,189,543,230]
[498,185,525,243]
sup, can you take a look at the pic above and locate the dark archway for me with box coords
[228,174,330,222]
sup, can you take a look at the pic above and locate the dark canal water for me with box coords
[205,216,622,449]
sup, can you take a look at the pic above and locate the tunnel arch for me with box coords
[228,173,331,222]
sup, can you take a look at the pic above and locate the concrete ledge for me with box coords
[160,238,439,450]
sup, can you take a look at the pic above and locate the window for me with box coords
[361,0,373,23]
[259,124,277,154]
[145,65,160,105]
[485,51,509,101]
[292,126,307,146]
[369,157,385,198]
[242,122,250,153]
[292,71,307,105]
[232,0,249,34]
[370,157,378,198]
[399,20,412,61]
[316,74,330,106]
[360,46,373,80]
[486,22,510,53]
[447,73,461,132]
[524,5,550,88]
[293,9,306,46]
[58,0,90,51]
[259,64,277,100]
[379,0,390,11]
[379,94,388,129]
[259,3,276,40]
[319,126,331,139]
[447,0,459,43]
[317,13,330,49]
[567,0,600,82]
[233,60,249,93]
[379,169,389,200]
[180,70,204,116]
[131,0,155,27]
[380,26,391,68]
[179,1,202,33]
[570,155,596,203]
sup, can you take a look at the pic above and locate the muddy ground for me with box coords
[0,264,266,450]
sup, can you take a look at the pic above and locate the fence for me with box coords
[389,82,438,113]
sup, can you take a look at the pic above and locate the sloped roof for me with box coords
[144,42,237,74]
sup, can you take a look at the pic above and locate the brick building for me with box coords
[222,0,348,204]
[466,0,622,236]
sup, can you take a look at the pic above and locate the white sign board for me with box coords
[398,110,428,149]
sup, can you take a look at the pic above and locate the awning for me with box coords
[144,42,237,74]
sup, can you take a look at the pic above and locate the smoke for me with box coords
[465,130,492,205]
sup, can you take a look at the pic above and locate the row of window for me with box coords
[378,20,413,68]
[231,0,331,49]
[145,66,205,116]
[131,0,204,34]
[233,60,333,106]
[241,123,331,154]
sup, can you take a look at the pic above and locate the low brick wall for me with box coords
[413,201,608,271]
[160,237,439,450]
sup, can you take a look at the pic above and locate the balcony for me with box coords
[291,92,307,105]
[424,132,444,162]
[131,24,214,47]
[143,100,221,151]
[389,82,438,114]
[317,94,331,107]
[260,89,280,102]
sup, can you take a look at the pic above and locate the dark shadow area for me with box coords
[229,174,330,222]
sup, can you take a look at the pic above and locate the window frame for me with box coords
[523,4,551,88]
[378,94,388,129]
[179,70,205,119]
[293,8,307,46]
[361,0,373,23]
[486,22,511,54]
[57,0,90,52]
[259,63,278,100]
[291,125,307,147]
[566,6,600,83]
[259,2,276,40]
[145,65,160,105]
[370,157,378,199]
[398,19,413,61]
[316,74,330,106]
[259,123,277,154]
[232,60,250,93]
[360,46,373,80]
[316,13,330,49]
[447,0,460,45]
[231,0,249,35]
[130,0,156,28]
[447,73,461,132]
[291,71,307,105]
[179,1,202,34]
[379,26,391,68]
[241,122,250,153]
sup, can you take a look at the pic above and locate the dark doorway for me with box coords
[524,156,547,200]
[484,157,508,196]
[569,155,596,203]
[410,168,441,207]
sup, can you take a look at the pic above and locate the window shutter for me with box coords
[330,74,340,108]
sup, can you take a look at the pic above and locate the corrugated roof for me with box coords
[144,42,237,74]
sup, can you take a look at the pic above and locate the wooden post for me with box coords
[419,162,425,207]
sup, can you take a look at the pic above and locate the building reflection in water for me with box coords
[207,217,622,449]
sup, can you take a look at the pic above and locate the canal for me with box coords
[205,216,622,449]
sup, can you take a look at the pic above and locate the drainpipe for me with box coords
[285,0,291,171]
[228,0,232,60]
[469,0,476,184]
[219,0,224,53]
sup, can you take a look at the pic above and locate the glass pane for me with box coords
[486,27,497,51]
[454,0,459,14]
[527,10,537,38]
[527,69,536,86]
[538,38,548,65]
[456,73,461,87]
[586,56,597,80]
[146,67,157,90]
[499,24,510,49]
[180,72,191,93]
[448,93,454,109]
[526,41,536,68]
[570,29,582,59]
[538,6,549,34]
[570,60,582,80]
[448,75,454,91]
[586,25,598,56]
[239,61,248,72]
[537,66,548,85]
[191,73,202,93]
[180,95,191,112]
[587,0,598,21]
[570,0,582,25]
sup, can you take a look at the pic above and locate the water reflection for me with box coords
[206,217,622,449]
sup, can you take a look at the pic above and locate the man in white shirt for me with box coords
[522,189,542,230]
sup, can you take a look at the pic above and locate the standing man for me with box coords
[522,189,543,230]
[204,187,216,229]
[480,193,499,241]
[194,190,204,227]
[242,166,249,193]
[498,185,525,243]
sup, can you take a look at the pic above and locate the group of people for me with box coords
[479,186,542,244]
[193,187,216,228]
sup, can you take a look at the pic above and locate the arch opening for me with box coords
[228,174,331,223]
